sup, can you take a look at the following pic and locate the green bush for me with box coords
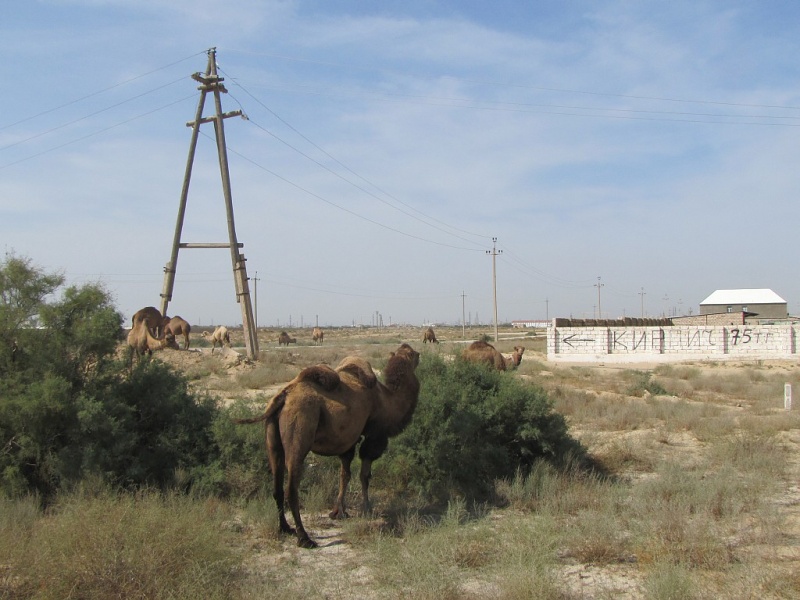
[0,254,223,500]
[381,353,586,503]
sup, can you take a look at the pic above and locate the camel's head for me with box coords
[164,334,180,350]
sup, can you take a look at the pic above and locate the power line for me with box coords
[221,71,489,245]
[211,131,486,252]
[0,51,206,132]
[0,95,196,172]
[0,77,187,153]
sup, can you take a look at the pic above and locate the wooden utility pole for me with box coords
[159,47,259,359]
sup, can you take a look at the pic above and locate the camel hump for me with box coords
[296,364,340,391]
[335,357,378,389]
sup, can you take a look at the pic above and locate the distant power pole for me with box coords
[461,291,467,339]
[639,287,646,318]
[486,238,502,343]
[251,270,260,330]
[594,277,604,320]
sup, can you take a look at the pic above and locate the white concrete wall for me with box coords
[548,324,797,363]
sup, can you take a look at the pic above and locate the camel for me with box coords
[462,340,508,371]
[502,346,525,369]
[422,326,438,344]
[312,327,324,344]
[278,331,296,346]
[126,317,167,365]
[132,306,168,338]
[162,315,191,350]
[202,326,231,353]
[234,343,421,548]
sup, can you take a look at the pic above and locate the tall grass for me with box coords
[0,490,241,599]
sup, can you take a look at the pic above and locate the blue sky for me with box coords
[3,1,800,328]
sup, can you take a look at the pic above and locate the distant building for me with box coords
[511,320,550,328]
[699,289,788,321]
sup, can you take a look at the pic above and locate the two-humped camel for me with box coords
[126,317,168,365]
[201,326,231,353]
[278,331,296,346]
[162,315,191,350]
[462,340,524,371]
[234,343,421,548]
[422,326,438,344]
[132,306,168,339]
[312,327,324,344]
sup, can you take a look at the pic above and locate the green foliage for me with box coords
[382,353,586,503]
[0,254,223,500]
[76,360,220,491]
[204,399,274,498]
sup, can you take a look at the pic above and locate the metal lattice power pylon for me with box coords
[159,47,259,359]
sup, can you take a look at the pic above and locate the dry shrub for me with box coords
[651,375,695,398]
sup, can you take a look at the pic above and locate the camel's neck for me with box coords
[369,377,420,438]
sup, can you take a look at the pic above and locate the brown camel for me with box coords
[422,326,438,344]
[278,331,296,346]
[202,326,231,353]
[462,340,507,370]
[234,343,421,548]
[502,346,525,369]
[132,306,168,338]
[312,327,324,344]
[126,317,167,365]
[162,315,191,350]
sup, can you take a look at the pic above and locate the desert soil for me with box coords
[152,328,800,599]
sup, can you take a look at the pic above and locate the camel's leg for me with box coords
[329,446,356,520]
[358,436,388,515]
[281,406,322,549]
[359,457,374,516]
[265,420,294,536]
[285,460,316,548]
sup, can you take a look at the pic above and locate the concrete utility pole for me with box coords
[594,277,604,320]
[487,238,502,343]
[251,271,260,330]
[159,48,259,359]
[639,287,646,318]
[461,291,467,339]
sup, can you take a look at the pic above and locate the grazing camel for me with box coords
[501,346,525,369]
[278,331,296,346]
[312,327,324,345]
[126,317,167,365]
[132,306,168,338]
[162,315,191,350]
[462,340,508,371]
[422,326,438,344]
[202,326,231,353]
[234,343,421,548]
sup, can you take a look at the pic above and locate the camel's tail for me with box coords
[232,387,290,424]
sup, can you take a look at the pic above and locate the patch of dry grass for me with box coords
[0,491,241,600]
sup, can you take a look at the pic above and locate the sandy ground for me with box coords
[146,332,800,599]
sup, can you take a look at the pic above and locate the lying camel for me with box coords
[312,327,324,345]
[126,317,168,366]
[202,326,231,353]
[422,326,438,344]
[132,306,168,338]
[234,343,421,548]
[162,315,191,350]
[462,340,508,371]
[278,331,296,346]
